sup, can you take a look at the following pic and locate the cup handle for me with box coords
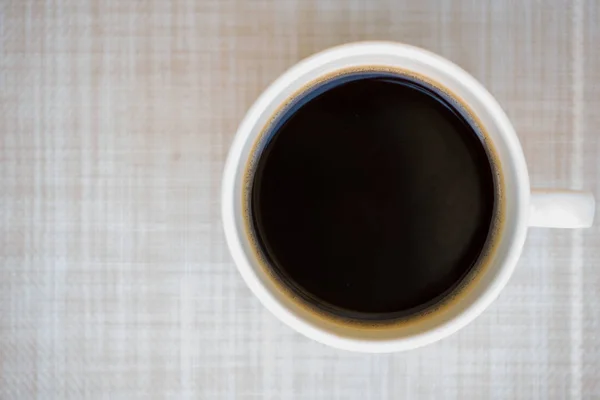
[529,189,595,228]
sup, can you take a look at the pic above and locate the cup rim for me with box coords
[222,41,530,352]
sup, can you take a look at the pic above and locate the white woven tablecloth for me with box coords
[1,0,599,398]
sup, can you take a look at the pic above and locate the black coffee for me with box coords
[251,72,495,319]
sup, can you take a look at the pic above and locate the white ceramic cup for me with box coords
[222,42,595,353]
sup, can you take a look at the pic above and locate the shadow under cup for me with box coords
[242,66,505,329]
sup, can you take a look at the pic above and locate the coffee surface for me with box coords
[251,74,495,318]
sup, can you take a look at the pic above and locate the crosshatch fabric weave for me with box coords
[1,0,599,398]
